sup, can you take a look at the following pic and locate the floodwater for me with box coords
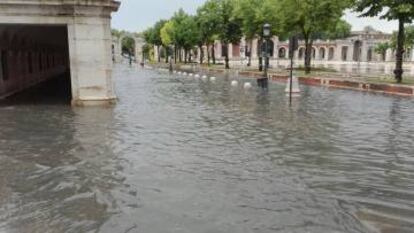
[1,64,414,233]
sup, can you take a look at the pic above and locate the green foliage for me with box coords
[390,25,414,50]
[143,20,166,46]
[111,29,122,38]
[160,21,175,46]
[233,0,284,39]
[216,0,243,45]
[355,0,414,23]
[122,37,135,55]
[279,0,352,73]
[374,42,390,60]
[323,20,352,40]
[355,0,414,82]
[196,0,221,44]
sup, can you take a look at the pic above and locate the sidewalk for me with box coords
[154,63,414,97]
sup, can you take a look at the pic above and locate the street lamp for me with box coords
[258,23,271,89]
[263,23,271,38]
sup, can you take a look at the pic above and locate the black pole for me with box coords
[289,55,293,105]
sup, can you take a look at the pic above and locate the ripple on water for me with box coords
[0,64,414,233]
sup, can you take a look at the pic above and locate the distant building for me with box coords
[210,28,413,64]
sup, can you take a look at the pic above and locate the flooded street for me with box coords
[1,64,414,233]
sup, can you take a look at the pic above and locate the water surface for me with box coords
[1,65,414,233]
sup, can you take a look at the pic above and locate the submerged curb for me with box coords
[222,68,414,97]
[153,64,414,97]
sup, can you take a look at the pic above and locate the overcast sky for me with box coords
[112,0,399,34]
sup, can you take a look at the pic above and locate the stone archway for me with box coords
[113,33,144,64]
[353,40,362,61]
[0,1,120,106]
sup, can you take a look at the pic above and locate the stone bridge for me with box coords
[0,0,120,106]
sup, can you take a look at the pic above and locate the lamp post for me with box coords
[258,23,271,89]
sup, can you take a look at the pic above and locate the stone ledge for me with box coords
[71,96,117,107]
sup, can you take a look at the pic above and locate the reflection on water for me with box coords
[1,64,414,233]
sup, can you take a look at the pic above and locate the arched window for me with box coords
[319,48,326,60]
[353,40,362,61]
[278,47,286,59]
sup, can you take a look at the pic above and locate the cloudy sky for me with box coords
[112,0,399,33]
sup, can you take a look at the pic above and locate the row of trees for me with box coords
[143,0,414,82]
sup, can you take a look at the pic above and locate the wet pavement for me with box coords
[0,64,414,233]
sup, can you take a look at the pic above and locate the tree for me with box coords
[280,0,352,74]
[196,0,222,65]
[169,9,189,63]
[180,16,201,63]
[153,20,167,62]
[390,25,414,60]
[375,42,391,61]
[355,0,414,83]
[322,20,352,40]
[233,0,282,68]
[160,21,176,62]
[216,0,243,69]
[233,0,262,66]
[121,37,135,56]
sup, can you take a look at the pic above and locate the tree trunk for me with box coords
[189,50,192,63]
[165,47,169,63]
[174,45,177,64]
[179,47,182,63]
[258,39,263,71]
[212,45,216,65]
[207,44,211,66]
[224,44,230,69]
[157,46,161,63]
[199,45,204,64]
[394,19,405,83]
[304,37,313,74]
[248,39,253,67]
[184,50,187,64]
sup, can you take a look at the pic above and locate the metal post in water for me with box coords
[288,35,299,105]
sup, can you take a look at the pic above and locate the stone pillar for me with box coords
[360,42,368,62]
[273,37,279,58]
[335,45,343,61]
[386,48,393,62]
[228,43,233,59]
[411,47,414,62]
[315,47,321,60]
[67,16,116,106]
[215,41,222,59]
[134,38,143,63]
[153,45,159,62]
[252,39,258,59]
[347,45,354,62]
